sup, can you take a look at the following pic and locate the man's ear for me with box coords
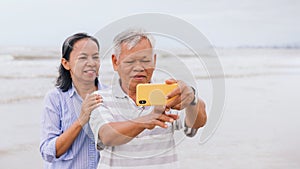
[112,54,119,71]
[61,58,70,70]
[153,54,157,66]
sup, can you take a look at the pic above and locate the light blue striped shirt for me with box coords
[40,83,106,169]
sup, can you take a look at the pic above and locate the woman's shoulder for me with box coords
[44,87,67,100]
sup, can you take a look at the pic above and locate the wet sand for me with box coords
[0,48,300,168]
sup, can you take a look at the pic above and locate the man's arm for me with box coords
[98,107,179,146]
[184,96,207,128]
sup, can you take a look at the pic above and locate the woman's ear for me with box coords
[61,58,70,70]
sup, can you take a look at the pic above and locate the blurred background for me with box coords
[0,0,299,168]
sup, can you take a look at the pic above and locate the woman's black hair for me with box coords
[56,33,100,92]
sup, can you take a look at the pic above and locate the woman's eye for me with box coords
[78,56,87,60]
[93,56,100,59]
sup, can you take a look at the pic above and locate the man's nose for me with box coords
[133,61,145,71]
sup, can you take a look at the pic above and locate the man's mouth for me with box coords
[132,75,146,79]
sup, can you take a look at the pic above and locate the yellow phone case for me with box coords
[136,83,178,106]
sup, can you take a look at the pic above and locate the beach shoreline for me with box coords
[0,48,300,168]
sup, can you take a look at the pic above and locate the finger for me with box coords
[165,78,177,84]
[153,105,166,114]
[89,102,102,112]
[86,99,102,114]
[83,94,95,105]
[153,119,168,128]
[83,96,97,108]
[166,86,181,100]
[171,103,182,110]
[88,94,102,105]
[166,80,187,99]
[174,96,192,109]
[89,98,103,109]
[84,93,91,100]
[166,114,179,120]
[166,95,181,109]
[158,114,176,123]
[167,84,194,107]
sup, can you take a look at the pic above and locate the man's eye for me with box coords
[141,60,151,63]
[125,60,135,64]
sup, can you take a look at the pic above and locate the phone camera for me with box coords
[139,100,147,104]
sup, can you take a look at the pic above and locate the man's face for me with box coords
[112,38,156,93]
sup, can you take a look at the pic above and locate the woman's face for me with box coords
[63,38,100,85]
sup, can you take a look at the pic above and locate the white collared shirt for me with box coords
[89,79,185,169]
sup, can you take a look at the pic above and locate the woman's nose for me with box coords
[86,57,97,66]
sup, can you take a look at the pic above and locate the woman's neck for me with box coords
[73,81,97,99]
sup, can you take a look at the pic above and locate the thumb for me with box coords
[165,78,177,84]
[84,93,91,100]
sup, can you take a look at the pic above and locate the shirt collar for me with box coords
[68,83,77,98]
[113,77,156,99]
[113,79,129,99]
[68,82,106,98]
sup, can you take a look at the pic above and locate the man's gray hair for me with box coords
[113,28,155,58]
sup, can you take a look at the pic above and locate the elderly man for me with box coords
[90,28,207,169]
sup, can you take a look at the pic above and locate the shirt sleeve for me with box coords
[168,109,183,130]
[169,109,198,137]
[89,100,114,151]
[39,90,73,162]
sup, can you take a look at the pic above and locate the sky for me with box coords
[0,0,299,48]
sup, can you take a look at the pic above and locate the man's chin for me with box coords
[129,79,149,89]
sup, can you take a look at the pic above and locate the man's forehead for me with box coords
[121,38,152,50]
[123,54,153,60]
[120,47,153,59]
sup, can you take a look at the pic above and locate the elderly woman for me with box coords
[40,33,105,169]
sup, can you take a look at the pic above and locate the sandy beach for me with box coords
[0,48,299,168]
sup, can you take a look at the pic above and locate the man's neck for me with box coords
[128,90,136,103]
[120,81,137,103]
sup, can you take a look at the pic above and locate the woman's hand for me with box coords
[78,93,102,126]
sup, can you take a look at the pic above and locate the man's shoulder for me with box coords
[93,87,113,97]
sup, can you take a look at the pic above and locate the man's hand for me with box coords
[99,106,179,146]
[135,106,179,130]
[165,79,195,110]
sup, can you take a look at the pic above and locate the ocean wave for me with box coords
[0,75,56,79]
[0,55,14,61]
[0,71,297,81]
[12,55,59,60]
[0,95,44,104]
[195,71,299,79]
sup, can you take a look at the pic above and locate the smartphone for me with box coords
[136,83,178,106]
